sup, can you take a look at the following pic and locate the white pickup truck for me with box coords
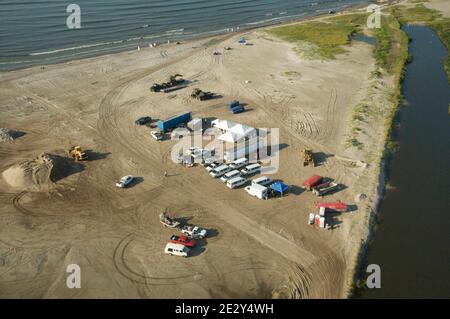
[181,225,208,239]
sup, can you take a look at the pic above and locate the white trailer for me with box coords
[224,141,262,162]
[244,184,268,200]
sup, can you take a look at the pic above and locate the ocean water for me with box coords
[0,0,367,71]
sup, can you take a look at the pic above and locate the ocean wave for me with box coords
[29,41,124,56]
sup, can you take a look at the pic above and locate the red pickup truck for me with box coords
[302,175,323,191]
[169,235,196,248]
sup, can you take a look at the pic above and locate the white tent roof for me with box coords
[213,119,257,142]
[229,124,256,137]
[218,131,241,143]
[212,119,238,131]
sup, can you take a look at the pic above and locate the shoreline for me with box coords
[0,1,371,74]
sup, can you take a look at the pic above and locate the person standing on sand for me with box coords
[164,171,168,177]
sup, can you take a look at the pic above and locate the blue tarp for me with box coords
[271,182,289,194]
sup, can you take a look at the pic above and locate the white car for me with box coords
[181,225,208,239]
[116,175,134,188]
[151,131,163,140]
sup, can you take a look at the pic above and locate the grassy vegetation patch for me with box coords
[394,4,442,24]
[267,14,367,59]
[372,12,410,75]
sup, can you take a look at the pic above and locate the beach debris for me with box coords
[355,193,367,203]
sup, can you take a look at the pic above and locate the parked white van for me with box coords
[240,163,261,176]
[164,243,190,257]
[252,176,272,187]
[226,176,247,189]
[209,164,231,178]
[229,157,248,170]
[220,169,241,183]
[245,184,269,200]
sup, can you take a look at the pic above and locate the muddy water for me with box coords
[362,25,450,298]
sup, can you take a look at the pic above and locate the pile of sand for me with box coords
[2,152,81,191]
[0,128,23,142]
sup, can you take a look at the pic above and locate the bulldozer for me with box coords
[301,149,316,167]
[190,88,215,101]
[68,146,87,161]
[150,74,185,92]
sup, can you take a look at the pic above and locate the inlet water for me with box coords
[362,25,450,298]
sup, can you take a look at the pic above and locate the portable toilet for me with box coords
[309,213,315,225]
[319,206,326,217]
[314,214,320,226]
[319,217,325,228]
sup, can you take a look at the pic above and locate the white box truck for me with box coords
[245,184,269,199]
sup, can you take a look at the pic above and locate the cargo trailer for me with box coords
[157,112,192,132]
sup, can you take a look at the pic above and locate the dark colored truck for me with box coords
[312,182,340,196]
[157,112,192,132]
[229,100,245,114]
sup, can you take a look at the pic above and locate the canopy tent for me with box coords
[229,124,256,138]
[218,131,242,143]
[211,119,238,132]
[270,182,289,197]
[213,119,257,143]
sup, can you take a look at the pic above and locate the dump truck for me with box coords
[68,146,87,161]
[150,74,185,92]
[191,88,215,101]
[301,149,316,167]
[157,112,192,132]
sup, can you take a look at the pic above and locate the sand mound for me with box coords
[2,152,82,191]
[0,128,24,142]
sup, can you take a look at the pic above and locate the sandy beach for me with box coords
[0,0,444,298]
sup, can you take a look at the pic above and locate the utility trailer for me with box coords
[162,84,188,93]
[316,201,348,212]
[312,182,340,196]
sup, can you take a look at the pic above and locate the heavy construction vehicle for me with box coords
[301,148,316,167]
[68,146,87,161]
[150,74,185,92]
[190,88,215,101]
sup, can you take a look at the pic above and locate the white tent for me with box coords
[217,131,242,143]
[211,119,238,132]
[229,124,256,138]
